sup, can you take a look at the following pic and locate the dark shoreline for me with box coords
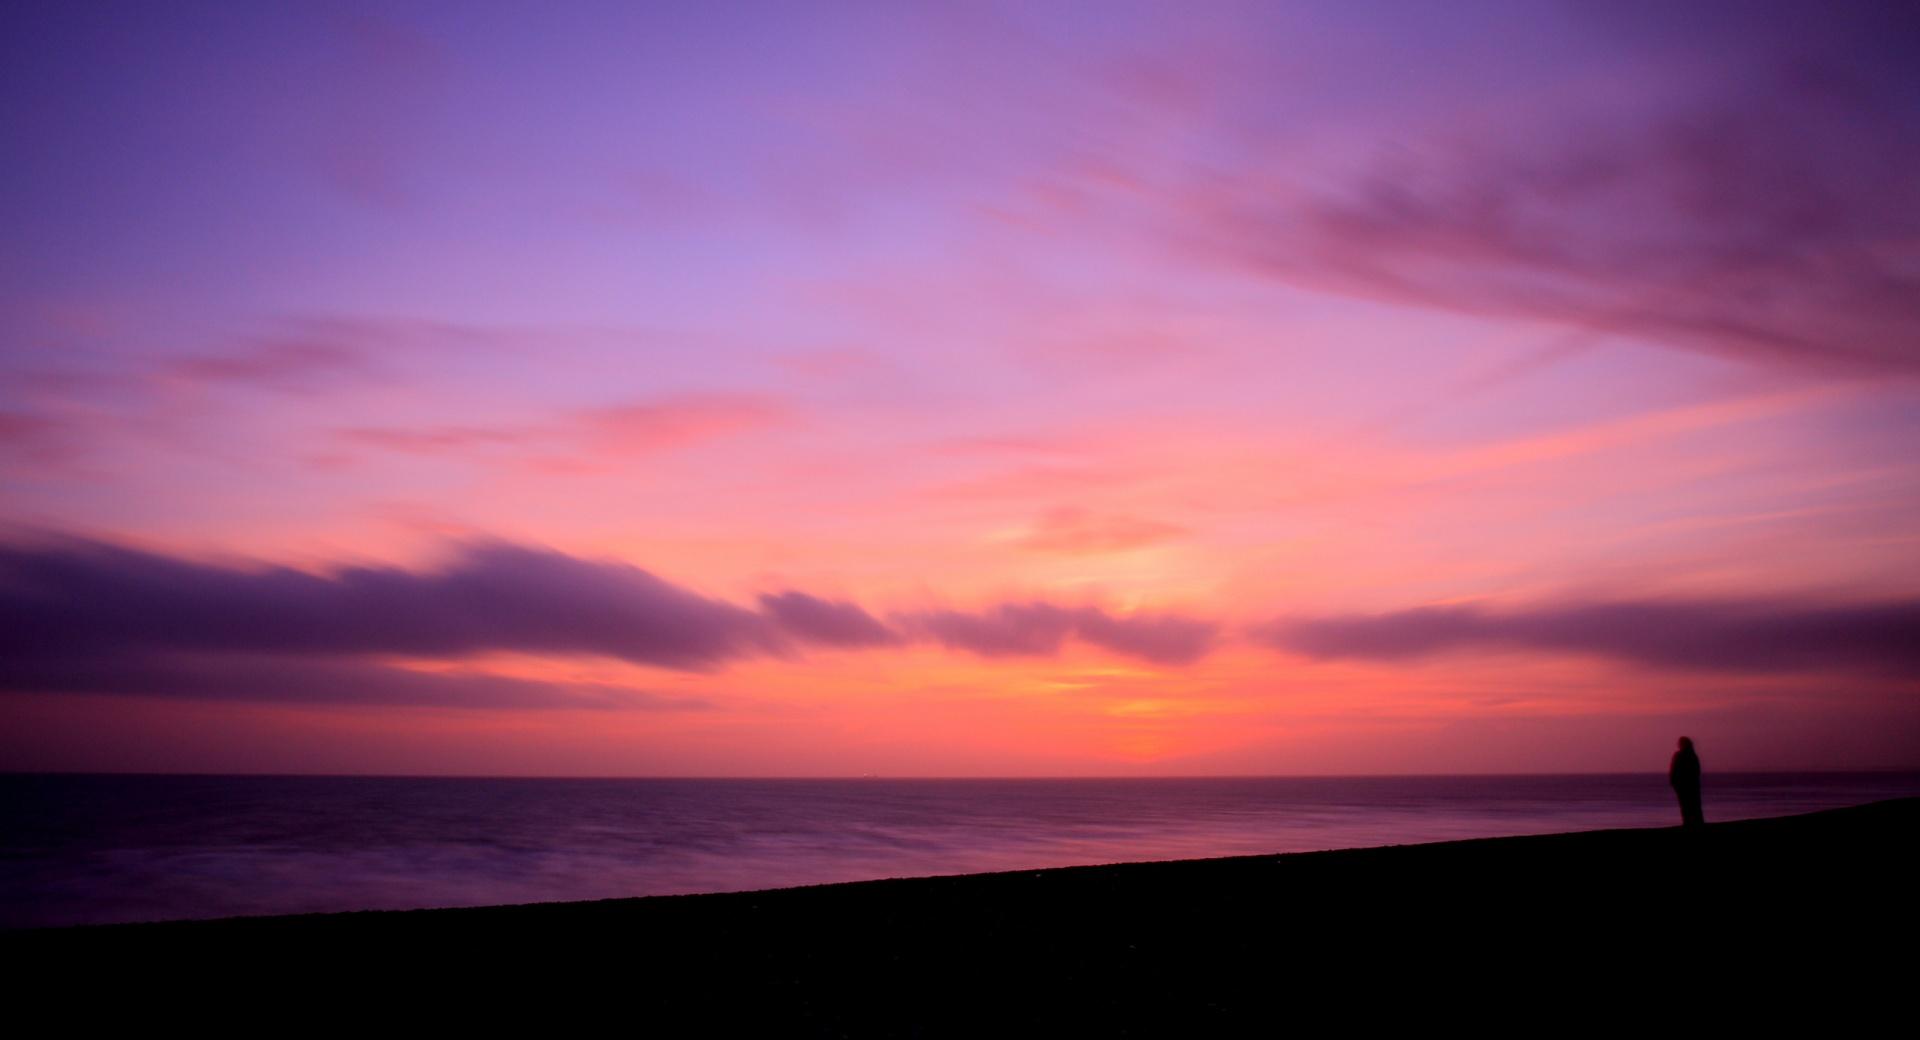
[9,798,1915,1032]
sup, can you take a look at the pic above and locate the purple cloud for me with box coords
[905,603,1079,658]
[162,337,371,392]
[0,538,1223,706]
[1071,609,1218,667]
[0,538,778,671]
[338,425,537,455]
[0,411,57,443]
[3,653,710,710]
[903,603,1216,666]
[757,592,901,648]
[1261,599,1920,676]
[1191,7,1920,371]
[0,410,77,465]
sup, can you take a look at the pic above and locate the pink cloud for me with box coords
[1016,507,1187,555]
[0,410,72,463]
[339,426,538,455]
[583,394,790,456]
[330,393,790,467]
[771,347,893,382]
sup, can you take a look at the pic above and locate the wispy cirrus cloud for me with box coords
[334,392,790,466]
[1015,507,1187,555]
[159,337,373,393]
[0,318,467,469]
[0,410,77,465]
[1185,6,1920,372]
[337,425,539,455]
[582,393,790,455]
[1260,598,1920,677]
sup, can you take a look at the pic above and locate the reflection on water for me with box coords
[5,772,1917,929]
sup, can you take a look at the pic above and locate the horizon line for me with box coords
[7,767,1918,782]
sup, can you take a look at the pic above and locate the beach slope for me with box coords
[10,798,1915,1032]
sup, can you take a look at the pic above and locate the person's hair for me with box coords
[1678,736,1694,750]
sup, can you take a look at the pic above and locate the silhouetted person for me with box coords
[1669,736,1703,828]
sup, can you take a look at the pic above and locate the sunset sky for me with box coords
[3,1,1916,776]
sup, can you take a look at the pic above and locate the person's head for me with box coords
[1677,736,1694,751]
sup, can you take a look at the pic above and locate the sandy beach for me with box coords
[9,798,1912,1033]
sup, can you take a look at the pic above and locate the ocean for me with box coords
[5,771,1917,930]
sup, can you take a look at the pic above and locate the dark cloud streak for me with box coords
[903,603,1217,666]
[757,592,901,648]
[0,539,779,671]
[3,652,710,710]
[0,538,1219,707]
[1262,599,1920,676]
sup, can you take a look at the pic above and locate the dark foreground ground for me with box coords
[7,799,1915,1033]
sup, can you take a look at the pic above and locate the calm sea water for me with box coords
[4,772,1917,930]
